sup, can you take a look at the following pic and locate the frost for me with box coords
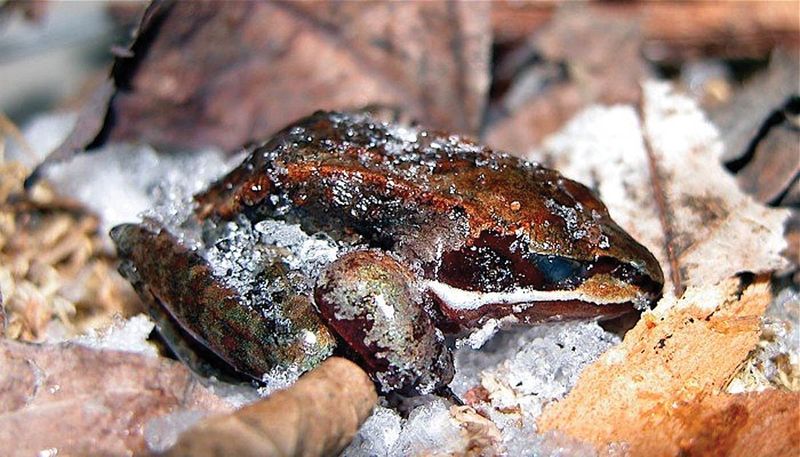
[343,400,468,457]
[392,399,466,456]
[448,322,618,455]
[71,314,158,357]
[258,365,303,397]
[43,143,233,237]
[729,285,800,392]
[342,406,403,457]
[254,219,340,279]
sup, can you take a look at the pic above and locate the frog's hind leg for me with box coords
[146,292,250,383]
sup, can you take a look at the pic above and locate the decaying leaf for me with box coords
[491,1,800,62]
[101,0,490,152]
[711,51,799,165]
[485,6,645,155]
[165,357,376,457]
[536,277,783,455]
[536,81,791,297]
[0,339,231,456]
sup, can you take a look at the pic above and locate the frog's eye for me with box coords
[435,232,589,293]
[529,255,586,287]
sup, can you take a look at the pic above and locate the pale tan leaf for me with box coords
[535,81,791,297]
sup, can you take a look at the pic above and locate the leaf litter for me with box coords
[1,2,798,456]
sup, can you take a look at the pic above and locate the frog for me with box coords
[111,110,664,396]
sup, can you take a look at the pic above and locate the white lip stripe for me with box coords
[425,280,623,311]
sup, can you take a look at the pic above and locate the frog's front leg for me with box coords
[315,250,454,395]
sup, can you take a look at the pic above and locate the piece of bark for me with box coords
[102,0,489,152]
[535,82,791,298]
[491,1,800,61]
[165,357,377,457]
[537,277,776,455]
[485,6,645,155]
[0,339,231,456]
[674,390,800,457]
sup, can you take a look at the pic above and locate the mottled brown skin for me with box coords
[111,224,335,380]
[315,250,453,394]
[197,111,663,326]
[114,111,664,394]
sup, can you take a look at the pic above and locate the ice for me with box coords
[448,322,618,455]
[257,364,303,397]
[392,399,466,456]
[348,322,619,456]
[43,142,234,237]
[71,314,159,357]
[254,219,341,280]
[342,406,403,457]
[729,285,799,392]
[343,399,467,457]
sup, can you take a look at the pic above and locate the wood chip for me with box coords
[537,277,779,455]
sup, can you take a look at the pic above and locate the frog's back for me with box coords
[196,111,661,286]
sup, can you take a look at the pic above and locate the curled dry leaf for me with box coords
[0,339,231,457]
[100,0,490,152]
[165,357,377,457]
[536,81,791,297]
[710,51,799,164]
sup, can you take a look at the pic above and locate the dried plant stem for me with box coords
[165,357,377,457]
[0,110,36,163]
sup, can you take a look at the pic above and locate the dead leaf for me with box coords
[735,120,800,205]
[485,6,646,155]
[0,339,231,456]
[491,1,800,62]
[711,51,800,165]
[99,0,490,152]
[535,81,790,297]
[165,357,376,457]
[536,277,776,455]
[673,390,800,457]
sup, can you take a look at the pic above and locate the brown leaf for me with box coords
[535,82,790,297]
[165,357,376,457]
[711,51,799,164]
[102,0,490,152]
[484,6,646,155]
[537,277,777,455]
[0,340,231,456]
[491,1,800,62]
[674,390,800,457]
[735,121,800,205]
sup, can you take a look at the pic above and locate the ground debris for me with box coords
[536,276,799,456]
[165,357,376,457]
[0,161,141,341]
[0,338,231,456]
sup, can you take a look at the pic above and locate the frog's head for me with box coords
[423,164,665,330]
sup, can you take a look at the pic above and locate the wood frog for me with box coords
[112,111,663,395]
